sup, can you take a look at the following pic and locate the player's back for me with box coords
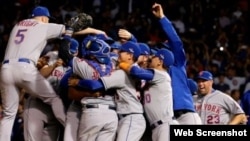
[72,57,101,79]
[71,57,116,106]
[3,19,64,64]
[101,69,144,114]
[144,69,174,124]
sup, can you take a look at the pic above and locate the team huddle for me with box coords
[0,2,248,141]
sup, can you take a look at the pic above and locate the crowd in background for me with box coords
[0,0,249,140]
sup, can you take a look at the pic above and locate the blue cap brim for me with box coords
[196,77,210,81]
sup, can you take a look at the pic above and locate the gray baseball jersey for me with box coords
[143,69,174,124]
[193,90,245,124]
[47,64,69,91]
[64,57,117,141]
[143,69,176,141]
[101,69,143,114]
[72,57,115,106]
[3,19,64,64]
[101,69,146,141]
[0,19,66,141]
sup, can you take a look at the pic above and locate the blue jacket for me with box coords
[241,90,250,125]
[159,17,195,112]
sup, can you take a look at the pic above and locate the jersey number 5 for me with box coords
[15,29,27,44]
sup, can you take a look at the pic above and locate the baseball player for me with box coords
[0,6,68,141]
[119,48,178,141]
[135,42,151,104]
[152,3,202,124]
[194,71,246,124]
[61,37,117,141]
[23,37,79,141]
[137,43,150,69]
[74,41,146,141]
[0,5,95,140]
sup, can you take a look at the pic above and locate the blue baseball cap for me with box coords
[120,41,141,59]
[69,38,79,54]
[138,43,150,55]
[31,6,53,18]
[197,71,213,80]
[110,41,121,50]
[155,48,174,67]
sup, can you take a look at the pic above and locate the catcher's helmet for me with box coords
[85,38,111,64]
[81,35,98,57]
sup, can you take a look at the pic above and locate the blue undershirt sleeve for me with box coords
[77,79,104,91]
[60,69,73,88]
[130,66,154,81]
[129,35,138,42]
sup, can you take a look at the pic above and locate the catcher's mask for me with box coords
[85,38,111,64]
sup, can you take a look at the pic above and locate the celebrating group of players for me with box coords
[0,2,248,141]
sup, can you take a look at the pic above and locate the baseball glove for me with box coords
[58,38,74,65]
[65,13,93,32]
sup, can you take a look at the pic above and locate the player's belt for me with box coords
[118,113,142,119]
[3,58,31,64]
[84,104,116,111]
[150,117,175,130]
[150,120,163,130]
[174,109,194,118]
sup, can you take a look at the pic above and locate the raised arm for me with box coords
[118,29,138,43]
[73,27,106,36]
[152,3,186,67]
